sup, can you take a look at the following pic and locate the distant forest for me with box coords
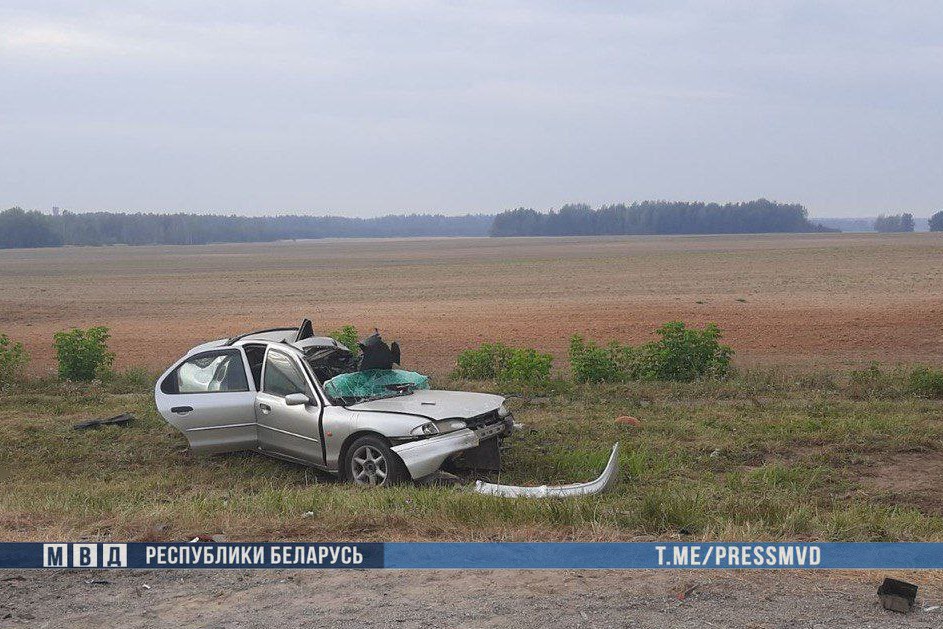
[873,213,915,233]
[0,208,493,248]
[4,201,940,249]
[489,200,834,236]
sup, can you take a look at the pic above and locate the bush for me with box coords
[909,366,943,399]
[637,321,733,381]
[454,343,513,380]
[328,325,360,355]
[504,348,553,383]
[53,326,115,381]
[570,322,733,383]
[569,335,637,383]
[454,342,552,384]
[0,333,29,388]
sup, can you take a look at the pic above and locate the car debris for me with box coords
[878,577,918,613]
[473,443,620,498]
[72,413,135,430]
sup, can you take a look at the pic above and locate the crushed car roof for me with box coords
[185,323,346,357]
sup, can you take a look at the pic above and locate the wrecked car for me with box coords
[154,320,515,487]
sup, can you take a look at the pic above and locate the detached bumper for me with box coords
[392,428,479,480]
[473,442,621,498]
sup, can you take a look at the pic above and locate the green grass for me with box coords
[1,368,943,542]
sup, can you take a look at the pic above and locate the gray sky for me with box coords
[1,1,941,218]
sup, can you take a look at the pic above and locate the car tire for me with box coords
[343,435,408,487]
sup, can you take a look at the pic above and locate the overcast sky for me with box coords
[1,1,941,217]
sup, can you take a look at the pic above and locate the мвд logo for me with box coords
[42,543,127,568]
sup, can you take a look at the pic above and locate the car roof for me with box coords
[186,334,345,358]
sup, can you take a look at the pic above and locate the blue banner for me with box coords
[2,542,943,569]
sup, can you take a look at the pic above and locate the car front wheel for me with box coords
[344,435,408,487]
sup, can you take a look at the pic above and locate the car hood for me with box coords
[345,389,505,421]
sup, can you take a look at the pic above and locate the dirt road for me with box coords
[2,569,941,628]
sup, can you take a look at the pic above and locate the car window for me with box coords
[168,350,249,394]
[263,350,308,397]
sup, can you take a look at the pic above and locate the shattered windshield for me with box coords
[323,369,430,405]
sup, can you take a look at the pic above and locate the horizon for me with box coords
[8,205,936,221]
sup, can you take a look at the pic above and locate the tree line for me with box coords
[489,199,835,236]
[873,213,915,233]
[0,208,493,249]
[929,211,943,232]
[4,202,941,249]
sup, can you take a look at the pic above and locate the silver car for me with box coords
[154,323,513,487]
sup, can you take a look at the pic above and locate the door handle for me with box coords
[170,406,193,414]
[259,403,271,415]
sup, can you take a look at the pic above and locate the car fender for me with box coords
[392,429,480,480]
[323,407,442,470]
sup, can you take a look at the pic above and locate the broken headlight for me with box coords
[437,419,467,433]
[410,422,439,437]
[497,405,511,418]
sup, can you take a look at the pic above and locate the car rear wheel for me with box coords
[344,435,407,487]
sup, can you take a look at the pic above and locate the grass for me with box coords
[2,367,943,542]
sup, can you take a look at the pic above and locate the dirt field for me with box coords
[2,233,942,375]
[3,569,942,628]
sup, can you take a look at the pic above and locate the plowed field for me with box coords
[2,233,942,374]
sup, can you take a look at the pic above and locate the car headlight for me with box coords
[410,422,439,436]
[497,405,510,418]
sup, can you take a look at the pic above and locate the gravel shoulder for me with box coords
[2,569,942,628]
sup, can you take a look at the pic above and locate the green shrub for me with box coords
[569,335,637,382]
[454,343,552,384]
[504,348,553,383]
[328,325,360,355]
[53,326,115,381]
[0,333,29,388]
[637,321,733,382]
[909,366,943,399]
[454,343,512,380]
[570,322,732,383]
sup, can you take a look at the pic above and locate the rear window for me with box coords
[161,350,249,394]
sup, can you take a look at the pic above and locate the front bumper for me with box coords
[473,442,621,498]
[393,411,514,480]
[392,428,480,479]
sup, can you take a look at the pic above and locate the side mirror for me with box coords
[285,393,310,407]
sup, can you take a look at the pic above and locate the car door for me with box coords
[256,348,324,465]
[154,348,258,454]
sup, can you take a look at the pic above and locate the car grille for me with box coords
[464,409,504,431]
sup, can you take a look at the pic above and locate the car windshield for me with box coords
[322,369,430,405]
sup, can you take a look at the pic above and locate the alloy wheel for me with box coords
[350,445,388,486]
